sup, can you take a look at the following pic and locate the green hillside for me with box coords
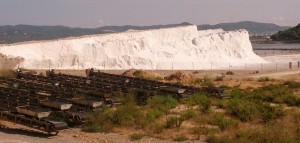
[271,24,300,41]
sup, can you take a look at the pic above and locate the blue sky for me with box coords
[0,0,299,27]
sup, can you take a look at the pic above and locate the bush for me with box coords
[141,109,163,128]
[202,76,215,86]
[180,109,197,120]
[173,135,188,142]
[235,130,251,139]
[250,85,295,104]
[257,77,272,82]
[147,95,178,113]
[197,95,211,113]
[227,99,259,121]
[207,135,238,143]
[215,75,225,81]
[82,111,113,133]
[165,116,183,128]
[111,103,143,126]
[230,89,245,99]
[226,71,234,75]
[154,123,165,133]
[283,81,300,89]
[82,122,101,132]
[213,113,235,131]
[186,94,211,113]
[261,103,284,122]
[130,133,144,140]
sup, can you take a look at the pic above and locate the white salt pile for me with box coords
[0,25,267,70]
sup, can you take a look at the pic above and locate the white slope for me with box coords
[0,25,267,70]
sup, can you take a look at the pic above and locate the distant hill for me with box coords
[271,24,300,42]
[0,21,290,44]
[0,22,192,44]
[197,21,290,35]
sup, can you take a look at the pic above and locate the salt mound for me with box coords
[0,25,267,70]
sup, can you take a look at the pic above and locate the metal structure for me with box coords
[0,69,224,135]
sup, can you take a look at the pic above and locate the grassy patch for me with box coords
[165,116,183,128]
[213,113,235,131]
[227,99,259,121]
[82,111,114,133]
[130,133,144,140]
[173,135,188,142]
[283,81,300,89]
[257,77,273,82]
[0,70,16,78]
[260,103,284,122]
[207,135,238,143]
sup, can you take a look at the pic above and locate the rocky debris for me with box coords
[164,72,195,81]
[122,69,162,80]
[121,69,136,77]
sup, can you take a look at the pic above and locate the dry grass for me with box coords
[0,70,16,78]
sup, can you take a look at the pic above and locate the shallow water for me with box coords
[252,43,300,56]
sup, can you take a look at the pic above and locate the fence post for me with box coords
[17,58,20,69]
[192,62,194,70]
[289,62,292,69]
[298,61,300,68]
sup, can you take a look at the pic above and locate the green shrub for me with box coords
[130,133,144,140]
[165,116,183,128]
[215,76,225,81]
[257,77,272,82]
[154,123,165,133]
[197,95,211,113]
[230,89,245,99]
[247,84,299,106]
[261,103,284,122]
[283,95,300,106]
[213,113,235,131]
[173,135,188,142]
[82,122,101,132]
[192,126,217,136]
[82,111,113,133]
[111,103,143,126]
[207,135,238,143]
[235,130,251,139]
[215,100,226,109]
[181,109,197,120]
[202,76,215,86]
[226,71,234,75]
[187,94,211,113]
[141,109,163,128]
[227,99,259,121]
[283,81,300,89]
[147,95,178,113]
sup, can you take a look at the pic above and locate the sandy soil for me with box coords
[0,120,203,143]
